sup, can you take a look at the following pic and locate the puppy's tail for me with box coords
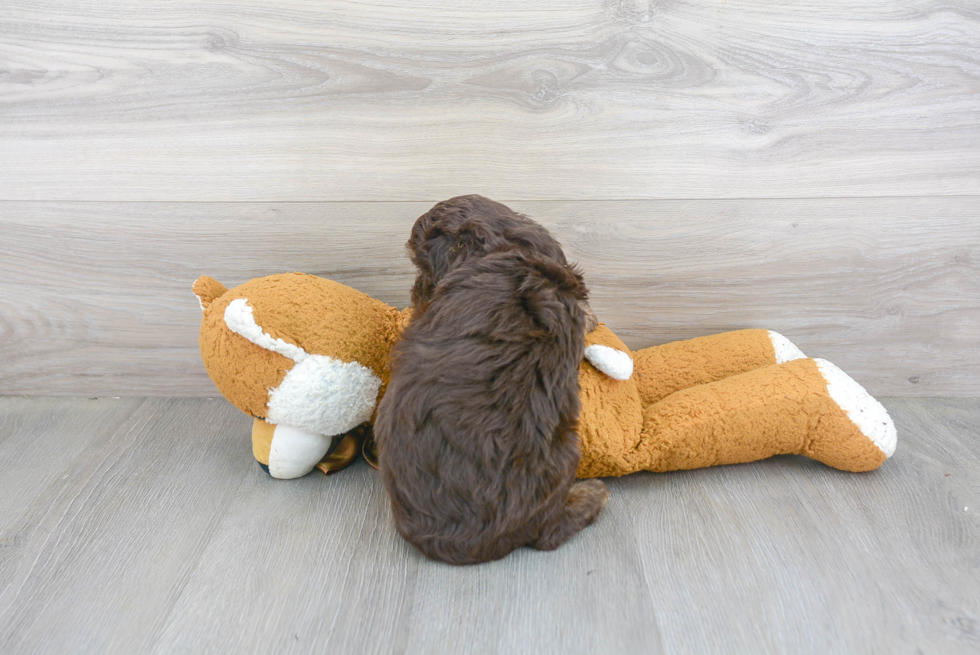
[534,479,609,551]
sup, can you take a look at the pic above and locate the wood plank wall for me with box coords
[1,1,978,396]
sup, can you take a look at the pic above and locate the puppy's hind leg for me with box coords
[534,480,610,551]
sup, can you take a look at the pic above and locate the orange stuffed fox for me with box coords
[193,273,896,479]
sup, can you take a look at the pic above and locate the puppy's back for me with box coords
[376,250,606,564]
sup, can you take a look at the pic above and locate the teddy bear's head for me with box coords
[193,273,407,438]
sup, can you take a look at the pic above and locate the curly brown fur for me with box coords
[407,195,598,330]
[375,250,609,565]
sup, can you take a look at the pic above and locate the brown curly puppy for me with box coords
[374,249,609,565]
[406,195,598,330]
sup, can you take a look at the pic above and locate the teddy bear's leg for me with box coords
[631,329,806,405]
[630,358,896,474]
[251,418,334,479]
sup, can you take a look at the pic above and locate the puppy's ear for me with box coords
[407,229,448,307]
[407,198,491,307]
[407,206,458,307]
[527,257,588,302]
[519,256,588,337]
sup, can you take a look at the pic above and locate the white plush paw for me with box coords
[584,345,633,380]
[815,358,897,458]
[768,331,806,363]
[268,425,334,479]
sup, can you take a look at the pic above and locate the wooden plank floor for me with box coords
[1,397,977,654]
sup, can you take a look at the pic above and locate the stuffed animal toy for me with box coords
[193,273,896,479]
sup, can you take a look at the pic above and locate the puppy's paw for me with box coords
[534,480,610,551]
[569,479,610,522]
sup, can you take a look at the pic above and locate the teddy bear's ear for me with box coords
[192,276,228,312]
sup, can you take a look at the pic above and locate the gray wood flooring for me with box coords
[1,397,978,654]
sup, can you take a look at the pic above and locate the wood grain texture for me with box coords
[150,444,664,655]
[0,398,252,653]
[624,396,980,654]
[0,397,978,654]
[1,1,978,200]
[1,198,977,396]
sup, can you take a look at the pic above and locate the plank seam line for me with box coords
[1,195,979,205]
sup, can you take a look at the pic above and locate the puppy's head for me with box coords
[407,195,568,309]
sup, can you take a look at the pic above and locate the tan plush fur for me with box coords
[194,273,410,420]
[194,273,893,477]
[577,326,887,476]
